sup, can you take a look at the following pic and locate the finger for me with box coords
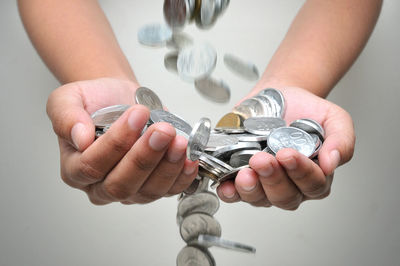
[319,106,355,176]
[250,152,303,210]
[46,84,95,151]
[234,168,270,204]
[250,198,273,208]
[217,180,241,203]
[167,159,199,195]
[135,135,188,202]
[90,122,176,202]
[276,149,330,199]
[61,105,150,186]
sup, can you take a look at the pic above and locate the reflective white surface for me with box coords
[0,1,399,265]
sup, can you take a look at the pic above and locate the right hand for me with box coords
[47,78,198,205]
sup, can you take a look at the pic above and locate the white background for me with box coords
[0,1,399,265]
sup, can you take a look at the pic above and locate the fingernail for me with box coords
[167,148,185,163]
[242,183,256,192]
[330,150,341,169]
[149,131,173,151]
[223,190,236,199]
[71,123,85,150]
[183,163,196,175]
[280,157,297,170]
[257,166,274,178]
[128,109,146,131]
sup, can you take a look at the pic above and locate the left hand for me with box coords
[216,87,355,210]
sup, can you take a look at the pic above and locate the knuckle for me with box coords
[273,193,303,210]
[138,191,162,201]
[78,158,104,182]
[259,174,283,187]
[131,154,156,172]
[103,182,131,201]
[130,194,155,204]
[87,196,109,206]
[313,188,331,200]
[108,136,133,154]
[303,179,328,198]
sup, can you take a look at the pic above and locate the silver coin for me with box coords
[219,0,230,15]
[199,0,217,29]
[290,118,325,142]
[177,43,217,81]
[217,165,249,184]
[167,32,194,50]
[205,134,239,152]
[195,77,231,103]
[310,133,322,158]
[244,117,286,135]
[224,54,259,81]
[230,150,259,168]
[187,118,212,161]
[262,145,275,155]
[197,234,256,254]
[212,142,261,160]
[180,213,222,243]
[91,105,130,128]
[163,0,191,30]
[199,153,234,173]
[135,87,163,110]
[214,0,223,16]
[95,129,105,139]
[176,246,215,266]
[213,127,246,134]
[137,23,172,47]
[178,192,220,218]
[150,109,192,137]
[268,127,316,158]
[183,176,210,196]
[234,133,268,142]
[253,95,275,117]
[258,88,286,118]
[164,51,179,74]
[232,98,265,119]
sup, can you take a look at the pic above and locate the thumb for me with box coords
[318,106,356,176]
[46,83,94,151]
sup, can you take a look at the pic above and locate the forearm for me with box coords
[18,0,136,84]
[255,0,382,98]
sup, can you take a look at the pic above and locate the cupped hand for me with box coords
[217,87,355,210]
[47,78,198,205]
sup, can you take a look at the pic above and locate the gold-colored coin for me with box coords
[198,168,219,182]
[191,0,202,21]
[216,112,244,129]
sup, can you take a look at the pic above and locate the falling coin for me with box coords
[195,77,231,103]
[224,53,259,81]
[137,23,172,47]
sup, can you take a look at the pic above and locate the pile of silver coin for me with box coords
[91,86,324,265]
[137,0,259,104]
[184,88,324,189]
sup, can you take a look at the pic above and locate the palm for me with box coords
[74,78,139,115]
[281,87,332,126]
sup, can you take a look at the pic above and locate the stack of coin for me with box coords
[176,177,256,266]
[137,1,260,104]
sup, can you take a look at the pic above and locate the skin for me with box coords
[18,0,382,208]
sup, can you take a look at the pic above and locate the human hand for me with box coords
[47,78,198,205]
[216,87,355,210]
